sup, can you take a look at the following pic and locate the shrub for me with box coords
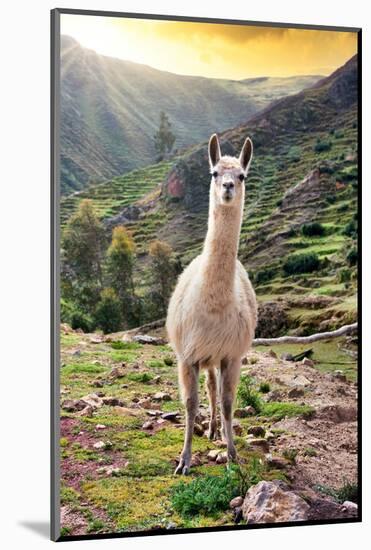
[254,267,277,285]
[346,247,357,266]
[237,375,262,413]
[259,382,271,394]
[163,356,174,366]
[126,372,153,383]
[147,360,165,368]
[283,253,320,275]
[110,341,140,350]
[171,461,263,517]
[342,220,357,238]
[337,268,352,283]
[314,138,332,152]
[94,288,122,334]
[70,309,94,333]
[301,222,325,237]
[287,145,302,163]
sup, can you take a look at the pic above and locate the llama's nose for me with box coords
[223,181,234,191]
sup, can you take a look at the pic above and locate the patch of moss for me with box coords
[261,402,313,420]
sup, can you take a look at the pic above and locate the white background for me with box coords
[0,0,369,547]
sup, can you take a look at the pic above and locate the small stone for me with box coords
[121,384,128,389]
[137,397,153,409]
[61,399,86,412]
[90,337,103,344]
[157,418,166,425]
[244,406,256,416]
[153,375,162,384]
[102,397,125,407]
[81,393,104,409]
[235,407,252,418]
[241,357,248,365]
[266,455,289,469]
[233,421,243,436]
[95,424,106,430]
[216,451,228,464]
[281,353,294,361]
[341,501,358,512]
[142,421,154,430]
[207,449,220,461]
[247,426,266,437]
[214,439,227,448]
[71,349,81,357]
[193,423,204,436]
[302,358,314,367]
[268,349,278,358]
[77,405,94,417]
[166,522,177,530]
[230,496,244,509]
[333,370,347,382]
[92,379,104,388]
[161,411,180,422]
[153,392,172,402]
[248,438,270,453]
[109,366,126,379]
[288,387,305,399]
[146,409,162,417]
[191,452,203,467]
[93,441,106,450]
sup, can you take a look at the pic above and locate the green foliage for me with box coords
[94,288,122,334]
[254,267,277,285]
[237,375,263,413]
[259,382,271,394]
[126,372,153,383]
[301,222,325,237]
[337,268,352,283]
[61,299,94,333]
[346,247,357,266]
[261,402,313,420]
[147,240,177,317]
[342,220,357,238]
[171,460,264,518]
[314,137,332,152]
[283,253,320,275]
[163,356,174,366]
[282,448,298,464]
[154,111,176,158]
[287,145,302,163]
[316,482,358,504]
[110,341,141,350]
[147,360,165,369]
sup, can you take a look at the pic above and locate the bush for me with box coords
[171,461,263,517]
[94,288,122,334]
[126,372,153,383]
[342,220,357,238]
[283,253,320,275]
[337,268,352,283]
[314,138,332,152]
[254,267,277,285]
[61,299,94,332]
[346,247,357,266]
[301,222,325,237]
[287,145,302,163]
[237,375,262,413]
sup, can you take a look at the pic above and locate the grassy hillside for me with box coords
[61,35,321,194]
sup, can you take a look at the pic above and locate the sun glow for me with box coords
[61,14,358,79]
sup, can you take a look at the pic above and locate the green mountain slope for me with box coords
[61,35,321,195]
[61,55,358,335]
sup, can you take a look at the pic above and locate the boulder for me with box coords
[230,496,244,509]
[81,393,104,409]
[161,411,180,422]
[288,387,305,399]
[142,420,154,430]
[132,334,166,345]
[102,396,125,407]
[235,407,255,418]
[207,449,220,461]
[242,480,309,523]
[153,392,172,402]
[216,451,228,464]
[248,438,270,453]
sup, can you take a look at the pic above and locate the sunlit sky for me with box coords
[61,14,358,80]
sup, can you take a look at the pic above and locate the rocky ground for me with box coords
[59,324,358,537]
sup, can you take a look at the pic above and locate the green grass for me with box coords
[261,402,314,420]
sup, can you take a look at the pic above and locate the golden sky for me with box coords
[61,14,358,79]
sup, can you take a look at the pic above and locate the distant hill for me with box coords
[60,35,321,194]
[61,55,358,335]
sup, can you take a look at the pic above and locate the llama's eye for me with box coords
[239,174,245,182]
[212,171,218,178]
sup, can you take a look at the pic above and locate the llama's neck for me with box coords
[202,191,244,302]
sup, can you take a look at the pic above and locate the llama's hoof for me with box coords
[174,458,190,475]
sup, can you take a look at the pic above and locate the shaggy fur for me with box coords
[166,134,258,474]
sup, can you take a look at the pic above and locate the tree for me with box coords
[61,200,106,315]
[154,111,176,158]
[148,240,177,316]
[94,288,122,334]
[106,226,137,327]
[62,199,105,285]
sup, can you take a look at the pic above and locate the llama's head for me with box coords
[208,133,253,207]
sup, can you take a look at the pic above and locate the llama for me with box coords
[166,133,258,475]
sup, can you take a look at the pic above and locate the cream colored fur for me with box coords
[166,134,257,474]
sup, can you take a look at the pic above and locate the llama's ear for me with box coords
[239,137,253,172]
[208,133,221,168]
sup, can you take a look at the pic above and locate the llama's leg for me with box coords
[220,358,241,462]
[175,361,199,475]
[205,367,218,440]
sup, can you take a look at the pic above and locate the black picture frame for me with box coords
[51,8,362,542]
